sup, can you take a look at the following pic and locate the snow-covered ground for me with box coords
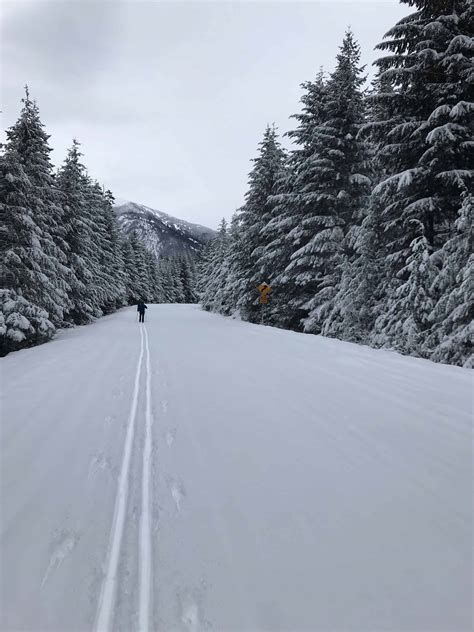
[1,304,472,631]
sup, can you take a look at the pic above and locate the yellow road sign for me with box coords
[257,283,272,304]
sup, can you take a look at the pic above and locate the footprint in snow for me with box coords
[170,480,185,512]
[178,583,212,632]
[41,531,80,588]
[112,387,124,399]
[166,428,176,447]
[179,593,201,632]
[89,453,112,477]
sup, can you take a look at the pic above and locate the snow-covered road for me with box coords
[1,305,472,631]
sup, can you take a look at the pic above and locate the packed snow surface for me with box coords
[1,305,472,631]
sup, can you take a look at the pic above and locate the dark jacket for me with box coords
[137,302,148,314]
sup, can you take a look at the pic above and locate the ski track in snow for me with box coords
[139,326,153,632]
[94,325,149,632]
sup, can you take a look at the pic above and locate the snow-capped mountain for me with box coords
[114,200,215,259]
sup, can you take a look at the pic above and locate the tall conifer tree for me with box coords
[226,125,286,321]
[1,88,71,326]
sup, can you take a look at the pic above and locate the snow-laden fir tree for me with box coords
[129,231,154,302]
[217,212,247,317]
[151,256,166,303]
[177,256,197,303]
[369,0,473,338]
[57,140,104,323]
[257,71,330,330]
[157,257,175,303]
[0,288,55,354]
[195,241,213,301]
[101,189,127,309]
[328,193,388,343]
[167,258,185,303]
[374,219,439,356]
[224,125,286,322]
[0,152,57,352]
[142,249,158,303]
[373,0,472,246]
[121,231,165,304]
[84,178,125,314]
[366,0,473,358]
[429,192,473,366]
[198,219,230,313]
[121,235,137,303]
[1,88,71,329]
[323,72,394,343]
[284,30,370,334]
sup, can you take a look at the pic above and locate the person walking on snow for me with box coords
[137,300,147,323]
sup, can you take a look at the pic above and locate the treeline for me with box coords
[0,91,196,355]
[156,255,197,304]
[197,1,473,368]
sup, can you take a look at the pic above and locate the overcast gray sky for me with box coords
[1,0,409,228]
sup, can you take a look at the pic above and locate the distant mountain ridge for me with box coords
[114,200,216,260]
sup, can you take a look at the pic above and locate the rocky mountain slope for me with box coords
[114,200,215,259]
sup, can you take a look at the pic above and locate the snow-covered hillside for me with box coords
[1,305,471,631]
[114,200,215,259]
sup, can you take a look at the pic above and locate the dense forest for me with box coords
[0,97,196,355]
[197,0,473,367]
[1,0,472,366]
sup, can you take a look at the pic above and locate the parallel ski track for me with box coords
[95,324,154,632]
[139,325,153,632]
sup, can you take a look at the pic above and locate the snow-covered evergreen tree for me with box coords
[257,72,330,330]
[121,235,136,303]
[170,258,185,303]
[1,88,71,327]
[329,195,387,343]
[289,30,370,334]
[324,72,392,343]
[199,219,230,313]
[84,178,123,314]
[102,189,127,309]
[57,140,103,323]
[374,220,439,356]
[129,231,152,302]
[0,151,59,354]
[151,258,165,303]
[178,256,197,303]
[429,193,473,366]
[195,242,213,300]
[224,125,286,321]
[366,0,473,358]
[157,258,175,303]
[371,0,473,273]
[218,213,247,317]
[142,249,159,303]
[0,288,55,354]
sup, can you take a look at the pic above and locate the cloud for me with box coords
[3,1,122,81]
[1,1,126,124]
[1,1,409,228]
